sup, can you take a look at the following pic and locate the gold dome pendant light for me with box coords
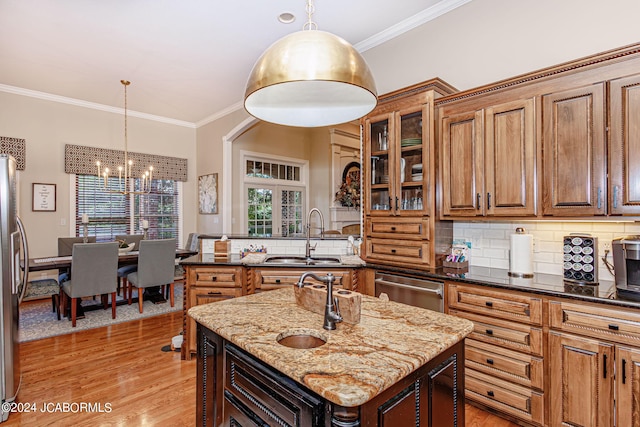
[244,0,377,127]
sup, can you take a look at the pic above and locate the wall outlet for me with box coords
[603,242,611,251]
[532,237,539,253]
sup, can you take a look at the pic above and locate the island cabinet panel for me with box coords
[609,73,640,215]
[541,83,607,216]
[446,282,544,426]
[183,266,246,360]
[196,326,466,427]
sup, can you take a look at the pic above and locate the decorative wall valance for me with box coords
[64,144,188,182]
[0,137,26,170]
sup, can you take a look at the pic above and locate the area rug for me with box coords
[18,283,183,342]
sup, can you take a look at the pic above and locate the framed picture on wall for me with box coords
[32,183,56,212]
[198,173,218,214]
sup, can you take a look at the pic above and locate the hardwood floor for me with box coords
[6,311,518,426]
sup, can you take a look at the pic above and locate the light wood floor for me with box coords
[7,309,517,426]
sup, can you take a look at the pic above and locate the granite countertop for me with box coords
[188,287,473,407]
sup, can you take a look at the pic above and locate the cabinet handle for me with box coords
[207,291,222,295]
[487,192,491,210]
[395,197,399,211]
[614,185,619,209]
[485,329,493,335]
[275,279,281,284]
[608,324,619,331]
[622,359,627,384]
[597,187,602,210]
[486,358,494,365]
[603,354,607,378]
[485,301,493,308]
[476,193,481,210]
[210,276,217,281]
[388,197,392,210]
[487,390,494,397]
[391,249,397,254]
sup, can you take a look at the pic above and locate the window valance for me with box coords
[0,137,26,170]
[64,144,187,182]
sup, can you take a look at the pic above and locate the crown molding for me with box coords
[355,0,473,52]
[0,83,196,129]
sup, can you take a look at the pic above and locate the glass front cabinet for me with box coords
[362,79,457,268]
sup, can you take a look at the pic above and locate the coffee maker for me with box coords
[612,236,640,301]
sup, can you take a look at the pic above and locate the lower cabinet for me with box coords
[197,324,466,427]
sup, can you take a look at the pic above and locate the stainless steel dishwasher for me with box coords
[374,272,444,312]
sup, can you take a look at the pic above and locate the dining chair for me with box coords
[59,242,119,327]
[127,239,176,313]
[115,234,145,297]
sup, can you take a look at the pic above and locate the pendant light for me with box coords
[244,0,377,127]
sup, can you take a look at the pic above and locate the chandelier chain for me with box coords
[303,0,317,31]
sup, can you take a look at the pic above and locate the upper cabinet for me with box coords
[437,42,640,220]
[440,98,536,217]
[609,73,640,215]
[362,79,456,268]
[541,84,606,216]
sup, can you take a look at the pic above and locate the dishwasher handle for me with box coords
[374,278,443,299]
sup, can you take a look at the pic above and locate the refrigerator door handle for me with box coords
[16,216,29,304]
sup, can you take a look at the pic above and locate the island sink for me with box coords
[276,330,327,349]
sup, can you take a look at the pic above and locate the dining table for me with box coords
[26,248,197,319]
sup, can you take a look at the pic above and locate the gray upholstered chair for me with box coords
[127,239,176,313]
[115,234,145,296]
[60,242,119,327]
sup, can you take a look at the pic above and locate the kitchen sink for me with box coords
[276,330,327,349]
[264,256,341,265]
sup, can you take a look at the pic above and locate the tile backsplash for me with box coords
[452,221,640,282]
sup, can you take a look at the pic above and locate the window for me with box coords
[243,154,307,236]
[75,175,181,242]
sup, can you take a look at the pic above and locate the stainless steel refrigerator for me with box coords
[0,154,28,422]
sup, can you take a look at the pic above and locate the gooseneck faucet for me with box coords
[305,208,325,259]
[297,272,343,330]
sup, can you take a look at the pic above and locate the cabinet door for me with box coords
[485,98,537,216]
[616,346,640,427]
[441,110,484,216]
[397,105,429,216]
[549,331,614,427]
[609,74,640,215]
[542,84,606,216]
[364,113,394,216]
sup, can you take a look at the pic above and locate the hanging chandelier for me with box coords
[244,0,377,128]
[95,80,154,194]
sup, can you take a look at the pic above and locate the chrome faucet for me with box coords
[305,208,325,259]
[297,272,343,330]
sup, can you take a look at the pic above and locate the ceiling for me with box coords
[0,0,468,127]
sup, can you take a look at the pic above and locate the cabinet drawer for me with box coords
[191,267,243,287]
[450,309,543,356]
[254,269,350,292]
[465,339,543,390]
[449,283,542,325]
[367,238,430,264]
[466,369,544,426]
[549,300,640,346]
[368,217,430,240]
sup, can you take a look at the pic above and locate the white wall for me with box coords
[0,91,197,259]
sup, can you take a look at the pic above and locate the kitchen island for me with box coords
[188,287,473,426]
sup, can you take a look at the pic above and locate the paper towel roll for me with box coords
[509,230,533,278]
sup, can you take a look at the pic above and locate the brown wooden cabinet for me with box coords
[447,282,544,426]
[182,265,245,360]
[251,267,356,293]
[362,79,455,268]
[440,98,536,218]
[548,299,640,426]
[541,84,607,216]
[609,73,640,215]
